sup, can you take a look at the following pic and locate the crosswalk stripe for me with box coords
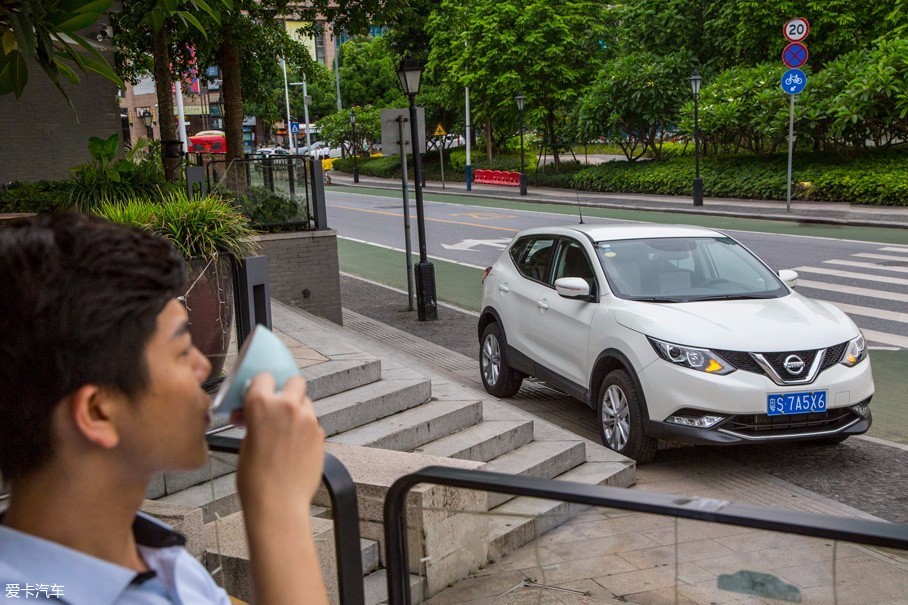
[797,279,908,303]
[827,301,908,324]
[824,259,908,274]
[879,246,908,254]
[794,266,908,287]
[862,329,908,349]
[854,252,908,262]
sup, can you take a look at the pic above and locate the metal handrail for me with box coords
[383,465,908,605]
[208,437,366,605]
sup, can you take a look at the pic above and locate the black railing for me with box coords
[207,438,366,605]
[204,155,328,231]
[383,466,908,605]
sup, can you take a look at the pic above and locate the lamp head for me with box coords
[689,70,703,96]
[141,109,153,128]
[397,58,423,96]
[515,93,526,112]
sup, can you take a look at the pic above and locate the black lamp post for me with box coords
[398,58,437,321]
[141,109,154,139]
[515,93,527,196]
[350,109,359,183]
[690,70,703,207]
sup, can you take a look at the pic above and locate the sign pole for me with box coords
[397,116,415,311]
[438,138,445,190]
[786,94,795,213]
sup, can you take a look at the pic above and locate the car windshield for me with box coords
[595,236,788,302]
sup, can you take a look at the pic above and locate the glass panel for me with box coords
[394,489,908,605]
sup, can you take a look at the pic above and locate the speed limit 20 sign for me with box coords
[783,17,810,42]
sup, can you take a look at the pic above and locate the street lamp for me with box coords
[289,75,312,150]
[350,109,359,183]
[515,93,527,196]
[397,58,437,321]
[689,70,703,207]
[280,57,296,153]
[141,109,154,139]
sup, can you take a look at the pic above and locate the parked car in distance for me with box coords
[188,130,226,154]
[255,146,290,157]
[299,141,331,159]
[478,223,873,462]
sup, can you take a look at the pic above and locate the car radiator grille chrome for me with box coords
[719,407,862,439]
[715,341,849,386]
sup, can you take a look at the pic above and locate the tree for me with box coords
[427,0,607,164]
[579,52,691,161]
[338,35,405,108]
[1,0,121,104]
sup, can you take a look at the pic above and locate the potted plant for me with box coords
[96,191,258,382]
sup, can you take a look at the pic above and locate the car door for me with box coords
[497,236,557,357]
[534,238,599,387]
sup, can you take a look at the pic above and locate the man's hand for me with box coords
[233,373,325,510]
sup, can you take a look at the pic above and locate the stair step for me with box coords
[316,378,432,436]
[484,461,635,561]
[301,358,382,401]
[328,399,482,451]
[414,420,534,462]
[363,569,425,605]
[481,441,586,508]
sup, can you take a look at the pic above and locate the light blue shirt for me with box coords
[0,513,230,604]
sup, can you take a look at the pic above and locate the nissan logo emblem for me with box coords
[784,355,806,375]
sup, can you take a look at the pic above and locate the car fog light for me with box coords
[666,414,725,428]
[850,402,870,418]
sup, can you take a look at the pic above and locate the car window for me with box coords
[510,237,557,284]
[596,237,787,302]
[553,240,596,289]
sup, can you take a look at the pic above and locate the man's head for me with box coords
[0,213,186,482]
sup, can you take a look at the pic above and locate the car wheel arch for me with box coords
[478,306,505,343]
[589,349,650,422]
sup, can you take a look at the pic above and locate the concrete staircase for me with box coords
[144,302,635,604]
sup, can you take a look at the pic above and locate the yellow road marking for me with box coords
[329,204,520,233]
[450,212,517,220]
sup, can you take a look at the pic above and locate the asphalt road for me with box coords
[340,275,908,525]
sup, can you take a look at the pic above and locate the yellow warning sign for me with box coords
[433,123,447,137]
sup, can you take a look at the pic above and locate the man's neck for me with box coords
[4,463,150,572]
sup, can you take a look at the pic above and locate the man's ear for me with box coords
[66,385,121,450]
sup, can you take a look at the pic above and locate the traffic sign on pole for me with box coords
[782,42,809,69]
[290,122,301,134]
[781,68,807,94]
[783,17,810,42]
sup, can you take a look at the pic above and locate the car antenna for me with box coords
[576,191,585,224]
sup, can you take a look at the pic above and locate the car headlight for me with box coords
[648,337,735,375]
[840,333,867,367]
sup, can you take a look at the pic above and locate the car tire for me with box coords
[480,323,523,398]
[598,369,657,463]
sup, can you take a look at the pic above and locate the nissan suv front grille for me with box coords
[714,341,849,386]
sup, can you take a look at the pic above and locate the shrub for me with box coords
[0,180,72,213]
[233,186,308,230]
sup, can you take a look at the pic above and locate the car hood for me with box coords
[614,293,858,351]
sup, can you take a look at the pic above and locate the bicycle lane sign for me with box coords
[781,68,807,94]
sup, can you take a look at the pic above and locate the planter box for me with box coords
[255,230,343,325]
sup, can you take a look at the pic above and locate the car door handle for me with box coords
[498,284,510,293]
[537,300,549,310]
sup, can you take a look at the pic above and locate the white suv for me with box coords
[478,224,874,462]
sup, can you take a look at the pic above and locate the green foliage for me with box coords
[0,0,123,104]
[233,186,308,229]
[0,180,72,213]
[541,148,908,206]
[579,52,691,160]
[95,190,258,259]
[338,36,406,108]
[67,134,170,211]
[317,106,381,154]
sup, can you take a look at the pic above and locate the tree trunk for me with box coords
[547,111,560,168]
[219,28,247,191]
[485,120,493,160]
[152,22,179,182]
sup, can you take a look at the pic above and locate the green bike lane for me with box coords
[335,188,908,445]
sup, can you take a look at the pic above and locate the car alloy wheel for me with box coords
[479,323,523,398]
[601,384,630,451]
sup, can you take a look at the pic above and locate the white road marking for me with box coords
[441,238,512,251]
[797,279,908,303]
[854,252,908,262]
[878,246,908,254]
[861,329,908,349]
[794,266,908,287]
[824,259,908,274]
[828,301,908,324]
[338,236,488,270]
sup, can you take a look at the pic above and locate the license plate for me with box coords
[767,391,827,416]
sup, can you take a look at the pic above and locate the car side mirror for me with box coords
[554,277,592,300]
[778,269,799,289]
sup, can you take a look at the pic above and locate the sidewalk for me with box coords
[272,302,908,604]
[328,172,908,230]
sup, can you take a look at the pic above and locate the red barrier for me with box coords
[474,169,520,186]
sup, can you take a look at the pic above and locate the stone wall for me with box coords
[255,230,343,325]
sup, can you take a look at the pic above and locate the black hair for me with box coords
[0,213,184,481]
